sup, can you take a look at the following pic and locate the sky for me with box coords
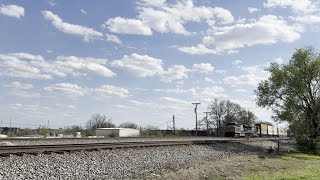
[1,0,320,130]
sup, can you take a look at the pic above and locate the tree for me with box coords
[119,122,139,129]
[208,99,257,136]
[255,47,320,152]
[86,113,115,130]
[238,110,257,125]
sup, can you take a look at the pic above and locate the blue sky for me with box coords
[1,0,320,129]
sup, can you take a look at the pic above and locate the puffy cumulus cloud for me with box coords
[0,54,52,79]
[223,65,270,87]
[264,0,317,14]
[3,82,33,90]
[111,53,163,77]
[105,34,122,44]
[181,15,301,55]
[94,85,129,98]
[192,63,214,74]
[42,11,103,41]
[105,0,234,36]
[0,53,116,79]
[0,4,24,19]
[160,65,190,82]
[292,15,320,25]
[44,83,89,97]
[105,17,152,35]
[111,53,191,83]
[55,56,116,78]
[44,83,129,98]
[248,7,260,14]
[138,1,234,35]
[203,15,301,52]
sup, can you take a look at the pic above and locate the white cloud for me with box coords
[94,85,129,98]
[153,88,195,94]
[105,17,152,35]
[55,56,116,78]
[105,0,234,36]
[0,53,116,79]
[178,44,217,55]
[0,54,52,79]
[195,86,228,102]
[44,83,88,97]
[264,0,317,14]
[248,7,260,14]
[80,9,87,15]
[10,103,50,114]
[203,15,301,52]
[111,53,163,77]
[192,63,214,74]
[158,97,191,110]
[105,34,122,44]
[180,15,301,55]
[160,65,189,82]
[42,11,103,41]
[232,60,243,65]
[292,15,320,25]
[0,4,24,19]
[274,57,284,64]
[3,82,33,90]
[204,77,216,84]
[223,65,270,87]
[44,83,129,98]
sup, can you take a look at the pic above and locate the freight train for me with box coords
[224,122,287,137]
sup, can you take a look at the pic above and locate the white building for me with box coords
[96,128,140,137]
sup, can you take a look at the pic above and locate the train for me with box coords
[224,122,287,137]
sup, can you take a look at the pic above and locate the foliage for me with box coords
[86,113,115,130]
[208,99,257,128]
[256,47,320,152]
[119,122,139,129]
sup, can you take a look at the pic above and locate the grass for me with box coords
[243,153,320,180]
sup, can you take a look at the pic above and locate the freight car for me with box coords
[225,122,287,137]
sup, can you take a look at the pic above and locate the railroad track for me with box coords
[0,138,289,156]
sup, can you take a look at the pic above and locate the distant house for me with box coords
[96,128,140,137]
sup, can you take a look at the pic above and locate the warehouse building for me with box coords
[96,128,140,137]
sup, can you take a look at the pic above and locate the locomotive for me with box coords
[224,122,287,137]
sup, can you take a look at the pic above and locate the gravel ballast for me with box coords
[0,141,277,179]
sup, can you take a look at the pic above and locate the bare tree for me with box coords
[119,122,139,129]
[86,113,115,130]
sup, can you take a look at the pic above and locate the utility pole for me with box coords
[47,120,50,129]
[192,102,201,136]
[203,111,210,136]
[172,115,175,136]
[9,116,12,134]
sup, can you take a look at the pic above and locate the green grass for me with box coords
[244,154,320,180]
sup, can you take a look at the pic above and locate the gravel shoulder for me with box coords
[0,140,287,179]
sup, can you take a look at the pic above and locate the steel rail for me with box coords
[0,138,289,156]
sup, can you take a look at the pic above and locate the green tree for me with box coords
[255,47,320,152]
